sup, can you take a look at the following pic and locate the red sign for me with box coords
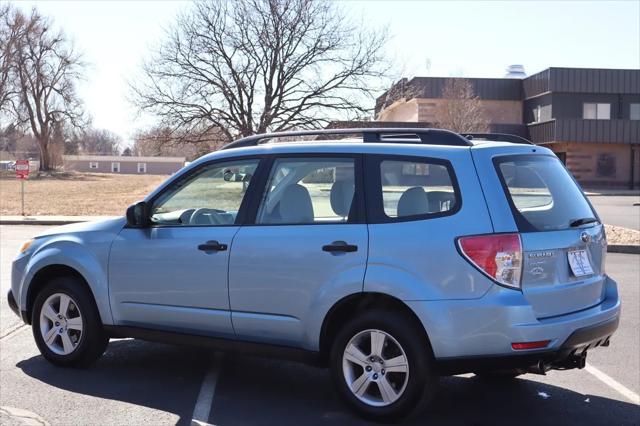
[15,159,29,179]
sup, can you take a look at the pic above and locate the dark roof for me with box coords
[524,67,640,98]
[377,68,640,112]
[376,77,522,113]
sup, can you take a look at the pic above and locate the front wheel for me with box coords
[32,277,108,367]
[329,310,437,421]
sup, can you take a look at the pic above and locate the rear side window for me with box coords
[257,157,358,225]
[378,159,458,220]
[496,155,596,232]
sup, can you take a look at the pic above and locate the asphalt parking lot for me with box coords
[587,195,640,230]
[1,225,639,425]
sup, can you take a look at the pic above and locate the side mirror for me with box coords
[126,201,150,227]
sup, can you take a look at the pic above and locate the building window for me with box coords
[89,162,99,169]
[137,163,147,173]
[533,104,552,123]
[111,162,120,173]
[631,103,640,120]
[583,103,610,120]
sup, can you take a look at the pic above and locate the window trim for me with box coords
[89,161,99,169]
[137,162,147,173]
[111,162,120,173]
[244,153,366,226]
[583,102,611,120]
[492,153,599,233]
[630,103,640,121]
[145,155,267,228]
[364,154,462,224]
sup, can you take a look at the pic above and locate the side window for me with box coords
[380,159,457,219]
[150,159,259,226]
[257,157,356,224]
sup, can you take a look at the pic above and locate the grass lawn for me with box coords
[0,172,166,216]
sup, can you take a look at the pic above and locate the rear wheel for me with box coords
[329,310,437,421]
[32,277,108,367]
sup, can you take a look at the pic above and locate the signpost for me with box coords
[15,159,29,216]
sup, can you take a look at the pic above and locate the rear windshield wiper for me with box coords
[570,217,599,227]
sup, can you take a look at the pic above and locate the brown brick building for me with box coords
[375,67,640,188]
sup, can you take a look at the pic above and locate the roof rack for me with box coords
[220,128,473,150]
[463,133,533,145]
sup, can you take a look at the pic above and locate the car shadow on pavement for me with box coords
[16,339,210,426]
[15,341,640,426]
[210,355,640,426]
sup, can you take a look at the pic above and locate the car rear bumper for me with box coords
[435,314,619,375]
[406,275,620,361]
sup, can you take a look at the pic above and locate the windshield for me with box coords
[495,155,597,232]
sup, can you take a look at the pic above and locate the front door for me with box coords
[229,155,368,348]
[109,158,260,337]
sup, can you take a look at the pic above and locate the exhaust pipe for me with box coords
[528,360,550,375]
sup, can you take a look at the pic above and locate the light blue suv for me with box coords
[9,129,620,420]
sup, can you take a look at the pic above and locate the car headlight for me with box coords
[18,239,34,254]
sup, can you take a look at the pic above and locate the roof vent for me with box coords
[504,65,526,79]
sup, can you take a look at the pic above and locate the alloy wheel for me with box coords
[342,329,410,407]
[39,293,84,355]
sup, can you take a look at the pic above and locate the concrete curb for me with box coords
[607,245,640,255]
[2,216,639,255]
[0,216,117,225]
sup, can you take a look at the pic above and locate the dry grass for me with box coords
[0,172,166,216]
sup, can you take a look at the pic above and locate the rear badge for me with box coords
[528,251,554,259]
[530,266,545,277]
[581,232,591,243]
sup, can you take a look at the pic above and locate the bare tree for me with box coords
[0,3,22,119]
[435,78,489,133]
[11,8,85,170]
[79,128,122,155]
[132,0,389,146]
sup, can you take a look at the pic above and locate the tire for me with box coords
[31,277,108,367]
[329,309,437,421]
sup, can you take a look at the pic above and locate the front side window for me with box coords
[257,157,356,224]
[380,159,457,219]
[583,103,610,120]
[496,155,595,232]
[151,159,259,226]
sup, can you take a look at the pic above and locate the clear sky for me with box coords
[16,0,640,146]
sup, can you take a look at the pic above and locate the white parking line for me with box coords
[191,353,223,426]
[585,363,640,404]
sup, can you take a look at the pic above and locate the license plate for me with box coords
[568,249,594,277]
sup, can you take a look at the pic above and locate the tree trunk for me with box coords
[38,135,50,171]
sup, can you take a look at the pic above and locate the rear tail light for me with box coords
[458,233,523,289]
[511,340,550,350]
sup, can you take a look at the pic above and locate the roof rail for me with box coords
[220,128,473,150]
[463,133,533,145]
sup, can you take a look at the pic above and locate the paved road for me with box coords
[1,225,638,425]
[588,195,640,230]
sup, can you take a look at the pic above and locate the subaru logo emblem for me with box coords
[580,232,590,243]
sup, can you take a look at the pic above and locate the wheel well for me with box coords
[319,292,433,365]
[25,264,89,324]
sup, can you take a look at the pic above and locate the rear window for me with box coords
[496,155,596,232]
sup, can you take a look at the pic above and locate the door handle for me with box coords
[322,241,358,253]
[198,240,228,252]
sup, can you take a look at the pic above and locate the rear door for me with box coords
[476,148,606,319]
[228,155,368,348]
